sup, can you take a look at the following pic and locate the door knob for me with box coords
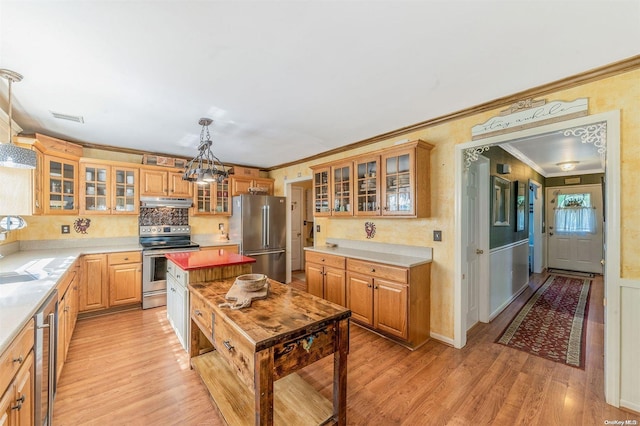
[476,249,484,255]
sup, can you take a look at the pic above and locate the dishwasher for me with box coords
[34,290,58,426]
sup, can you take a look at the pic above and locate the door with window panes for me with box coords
[546,184,603,273]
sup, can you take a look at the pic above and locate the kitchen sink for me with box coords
[0,272,40,284]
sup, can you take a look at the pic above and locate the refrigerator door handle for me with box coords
[261,205,268,247]
[266,205,270,247]
[245,249,286,256]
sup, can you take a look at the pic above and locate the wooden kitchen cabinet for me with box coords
[140,168,192,197]
[193,178,231,215]
[80,160,139,214]
[108,251,142,307]
[43,155,78,215]
[346,258,431,349]
[230,176,274,196]
[0,319,34,426]
[79,254,108,312]
[311,140,433,218]
[56,263,79,381]
[305,252,346,306]
[310,162,353,217]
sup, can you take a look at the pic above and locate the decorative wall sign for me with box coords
[74,218,91,234]
[472,98,588,140]
[364,222,376,239]
[564,122,607,154]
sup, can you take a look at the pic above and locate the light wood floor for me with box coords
[54,273,638,425]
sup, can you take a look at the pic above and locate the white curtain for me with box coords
[555,206,597,234]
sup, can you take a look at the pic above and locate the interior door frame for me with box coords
[284,176,313,284]
[454,110,621,406]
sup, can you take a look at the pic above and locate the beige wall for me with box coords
[270,68,640,340]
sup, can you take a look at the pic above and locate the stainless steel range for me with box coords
[140,225,199,309]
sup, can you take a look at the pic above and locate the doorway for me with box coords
[454,110,621,406]
[284,176,312,284]
[528,179,543,274]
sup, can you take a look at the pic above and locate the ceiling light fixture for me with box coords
[0,69,36,169]
[557,161,579,172]
[182,118,228,185]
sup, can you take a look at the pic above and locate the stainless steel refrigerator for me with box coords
[229,194,287,282]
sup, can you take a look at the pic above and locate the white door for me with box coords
[290,186,303,271]
[546,184,603,274]
[463,157,489,329]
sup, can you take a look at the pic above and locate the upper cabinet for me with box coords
[80,160,139,215]
[311,162,353,217]
[229,176,274,196]
[44,155,79,215]
[311,140,433,218]
[193,178,231,216]
[140,168,192,198]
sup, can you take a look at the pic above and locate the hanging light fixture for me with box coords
[0,69,36,169]
[182,118,228,185]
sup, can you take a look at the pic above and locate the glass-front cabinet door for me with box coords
[355,156,380,216]
[381,148,414,216]
[112,167,138,214]
[331,162,352,216]
[82,164,110,214]
[193,179,230,215]
[312,167,330,217]
[45,155,78,215]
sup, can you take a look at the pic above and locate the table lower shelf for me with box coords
[192,351,333,425]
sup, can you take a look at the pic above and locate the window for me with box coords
[554,193,597,234]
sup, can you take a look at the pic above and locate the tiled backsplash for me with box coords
[138,207,189,226]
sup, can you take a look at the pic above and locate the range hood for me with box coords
[140,196,193,208]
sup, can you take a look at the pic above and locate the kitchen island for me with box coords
[189,278,351,425]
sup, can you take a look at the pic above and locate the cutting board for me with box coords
[219,281,269,310]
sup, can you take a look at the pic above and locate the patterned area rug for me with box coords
[496,275,592,369]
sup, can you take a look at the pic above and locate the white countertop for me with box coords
[304,239,432,268]
[0,242,140,354]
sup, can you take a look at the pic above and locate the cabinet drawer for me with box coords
[167,262,188,286]
[0,319,34,395]
[108,251,141,265]
[305,251,345,269]
[190,292,213,337]
[347,259,408,284]
[212,314,255,389]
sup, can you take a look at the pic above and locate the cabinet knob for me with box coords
[16,395,25,404]
[374,285,379,289]
[367,284,372,288]
[195,309,202,316]
[12,355,23,364]
[124,257,129,261]
[384,206,389,211]
[371,268,375,273]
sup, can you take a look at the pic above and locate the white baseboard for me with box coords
[619,399,640,415]
[430,331,455,346]
[489,281,529,322]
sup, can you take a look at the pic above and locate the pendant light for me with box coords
[0,69,36,169]
[182,118,229,185]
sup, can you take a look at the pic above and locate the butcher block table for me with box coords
[189,278,351,425]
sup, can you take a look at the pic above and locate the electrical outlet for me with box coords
[61,225,70,234]
[218,223,224,230]
[316,225,321,233]
[433,230,442,241]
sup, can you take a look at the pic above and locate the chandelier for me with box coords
[182,118,228,185]
[0,69,36,169]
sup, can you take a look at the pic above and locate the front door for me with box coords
[546,184,603,274]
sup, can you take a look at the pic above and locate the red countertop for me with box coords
[165,250,256,271]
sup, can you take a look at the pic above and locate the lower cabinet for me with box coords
[79,251,142,313]
[304,252,346,307]
[166,260,189,351]
[346,258,431,349]
[57,263,79,381]
[108,252,142,307]
[0,320,34,426]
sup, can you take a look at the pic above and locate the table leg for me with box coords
[254,348,275,425]
[333,318,349,425]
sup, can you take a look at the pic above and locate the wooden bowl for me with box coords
[235,274,267,292]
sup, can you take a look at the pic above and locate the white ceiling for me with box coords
[0,1,638,169]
